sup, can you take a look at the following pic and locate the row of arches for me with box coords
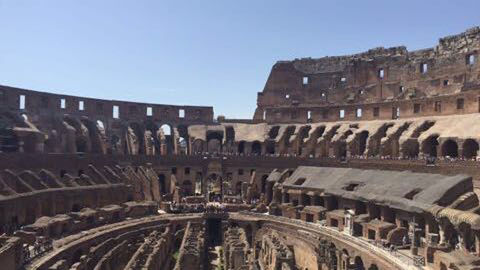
[417,137,479,159]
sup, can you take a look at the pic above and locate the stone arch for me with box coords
[296,125,312,155]
[145,120,160,153]
[463,139,479,159]
[328,243,338,269]
[401,140,419,158]
[64,116,90,153]
[282,126,296,149]
[441,139,458,157]
[159,124,174,154]
[354,130,369,156]
[251,141,262,155]
[422,135,439,157]
[81,119,104,154]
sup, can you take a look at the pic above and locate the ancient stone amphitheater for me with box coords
[1,27,480,270]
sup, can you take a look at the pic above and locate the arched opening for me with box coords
[144,121,160,154]
[463,139,479,159]
[265,140,275,154]
[268,126,280,140]
[206,132,223,153]
[192,139,204,154]
[422,135,439,157]
[160,124,171,136]
[235,181,242,195]
[110,135,121,154]
[238,141,246,154]
[80,119,103,154]
[337,141,347,158]
[76,137,87,153]
[159,124,173,154]
[354,256,365,270]
[251,141,262,155]
[195,172,203,195]
[261,175,268,193]
[127,122,145,154]
[158,174,166,194]
[283,126,296,148]
[358,131,369,156]
[402,140,419,158]
[245,224,253,245]
[182,180,192,196]
[225,126,235,153]
[178,137,187,154]
[328,243,337,269]
[177,125,190,155]
[0,129,19,152]
[368,264,379,270]
[341,249,350,270]
[441,139,458,158]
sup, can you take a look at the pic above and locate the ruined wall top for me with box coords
[287,27,480,74]
[255,26,480,123]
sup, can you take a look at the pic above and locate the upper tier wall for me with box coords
[0,85,214,124]
[254,27,480,123]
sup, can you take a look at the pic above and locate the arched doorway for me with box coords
[441,139,458,157]
[463,139,479,159]
[337,141,347,158]
[265,140,275,154]
[422,135,439,157]
[354,256,365,270]
[358,131,369,156]
[159,124,173,154]
[251,141,262,155]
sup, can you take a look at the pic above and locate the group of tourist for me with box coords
[21,237,53,265]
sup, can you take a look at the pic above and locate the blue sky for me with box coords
[0,1,479,119]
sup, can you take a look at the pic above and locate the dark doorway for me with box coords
[206,218,222,246]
